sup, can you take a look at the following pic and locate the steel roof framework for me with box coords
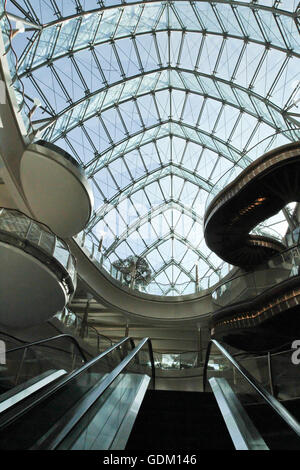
[5,0,300,296]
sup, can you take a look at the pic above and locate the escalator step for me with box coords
[126,390,234,450]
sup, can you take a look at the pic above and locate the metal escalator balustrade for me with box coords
[0,370,67,414]
[210,346,300,402]
[208,377,269,450]
[43,337,155,450]
[0,333,87,396]
[0,332,283,450]
[0,336,155,450]
[203,339,300,449]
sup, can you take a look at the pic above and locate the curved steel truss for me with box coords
[4,0,300,296]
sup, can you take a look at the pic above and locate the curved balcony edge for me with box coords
[20,142,94,238]
[0,207,77,296]
[204,141,300,268]
[69,236,214,323]
[211,276,300,353]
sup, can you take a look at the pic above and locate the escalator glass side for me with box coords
[206,341,300,450]
[0,338,154,450]
[0,338,130,449]
[57,373,149,450]
[44,339,154,450]
[0,334,86,398]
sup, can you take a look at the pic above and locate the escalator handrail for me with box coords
[4,333,88,363]
[0,336,152,432]
[203,339,300,438]
[32,337,155,449]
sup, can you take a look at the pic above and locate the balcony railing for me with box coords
[55,309,113,353]
[74,231,231,297]
[211,243,300,309]
[0,208,76,295]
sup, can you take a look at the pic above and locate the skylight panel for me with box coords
[6,0,299,297]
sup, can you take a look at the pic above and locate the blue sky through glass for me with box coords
[4,0,300,296]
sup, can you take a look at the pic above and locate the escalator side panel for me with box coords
[58,373,150,450]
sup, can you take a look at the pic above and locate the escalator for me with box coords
[203,339,300,450]
[0,333,300,450]
[127,341,300,451]
[0,335,154,450]
[126,390,235,450]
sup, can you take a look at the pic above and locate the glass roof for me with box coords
[3,0,300,296]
